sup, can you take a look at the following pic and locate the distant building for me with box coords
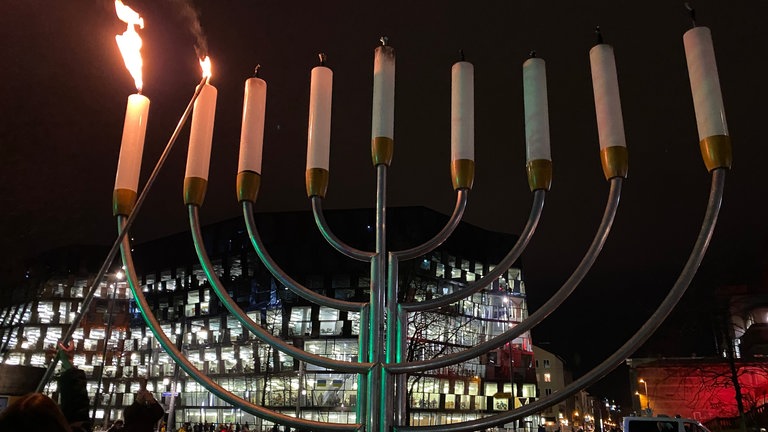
[0,207,541,429]
[626,283,768,427]
[627,357,768,422]
[534,345,570,426]
[720,284,768,358]
[533,346,596,432]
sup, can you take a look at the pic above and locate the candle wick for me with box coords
[254,64,261,78]
[684,2,697,27]
[529,50,537,59]
[595,25,604,45]
[380,36,388,46]
[318,53,327,67]
[459,49,465,62]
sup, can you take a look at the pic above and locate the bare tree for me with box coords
[401,273,486,421]
[656,356,768,432]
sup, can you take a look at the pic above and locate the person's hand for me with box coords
[136,389,156,405]
[57,341,75,369]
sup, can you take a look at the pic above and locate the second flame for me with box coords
[199,56,212,82]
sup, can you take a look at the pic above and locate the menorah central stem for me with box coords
[370,163,388,432]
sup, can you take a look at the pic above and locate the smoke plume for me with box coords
[165,0,208,58]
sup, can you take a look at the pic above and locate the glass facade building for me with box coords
[0,207,538,430]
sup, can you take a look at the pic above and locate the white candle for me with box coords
[372,45,395,140]
[451,61,474,162]
[684,26,728,139]
[114,93,150,192]
[307,65,333,170]
[523,57,551,162]
[589,44,626,150]
[238,76,267,175]
[185,83,218,180]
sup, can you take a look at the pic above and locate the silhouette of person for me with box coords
[124,379,164,432]
[0,392,72,431]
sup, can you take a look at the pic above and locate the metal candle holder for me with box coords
[118,127,728,432]
[42,22,732,432]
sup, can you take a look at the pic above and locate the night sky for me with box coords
[3,1,768,406]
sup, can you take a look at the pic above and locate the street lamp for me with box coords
[638,379,650,411]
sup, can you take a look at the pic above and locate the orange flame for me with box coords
[199,56,212,82]
[114,0,145,91]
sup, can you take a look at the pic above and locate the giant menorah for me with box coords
[38,4,731,432]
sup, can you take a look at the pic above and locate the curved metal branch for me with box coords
[389,179,620,374]
[395,169,726,432]
[311,197,376,261]
[118,216,362,432]
[243,201,365,312]
[35,78,208,392]
[310,181,467,263]
[189,205,372,373]
[393,189,469,260]
[401,189,546,313]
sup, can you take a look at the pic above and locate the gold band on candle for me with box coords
[113,188,138,216]
[184,177,208,206]
[600,146,629,180]
[699,135,733,172]
[306,168,329,198]
[526,159,553,192]
[372,136,394,166]
[237,171,261,203]
[451,159,475,190]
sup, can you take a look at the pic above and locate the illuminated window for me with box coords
[451,268,462,279]
[290,306,312,336]
[474,262,484,275]
[475,395,487,410]
[522,384,537,398]
[37,302,54,324]
[184,304,197,317]
[349,311,360,335]
[436,263,445,278]
[544,373,551,382]
[265,309,282,336]
[318,306,342,336]
[445,394,455,409]
[508,268,521,281]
